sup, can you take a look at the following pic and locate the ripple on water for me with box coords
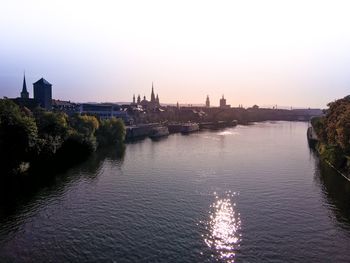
[201,192,242,262]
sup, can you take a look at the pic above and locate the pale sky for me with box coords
[1,0,350,108]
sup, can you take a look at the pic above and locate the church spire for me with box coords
[21,72,29,99]
[151,82,156,103]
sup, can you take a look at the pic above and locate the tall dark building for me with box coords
[20,74,29,99]
[33,78,52,110]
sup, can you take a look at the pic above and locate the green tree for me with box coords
[33,109,70,158]
[70,114,99,137]
[96,117,126,147]
[0,99,38,174]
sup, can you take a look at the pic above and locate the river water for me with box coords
[1,121,350,262]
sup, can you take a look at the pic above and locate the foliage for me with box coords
[96,117,125,147]
[69,114,99,137]
[33,108,70,158]
[0,99,38,173]
[312,95,350,169]
[0,100,125,176]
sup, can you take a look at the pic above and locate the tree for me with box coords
[70,114,99,137]
[96,117,126,147]
[0,99,38,174]
[33,109,70,158]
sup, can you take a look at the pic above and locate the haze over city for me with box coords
[1,0,350,107]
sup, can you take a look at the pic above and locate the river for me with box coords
[1,121,350,262]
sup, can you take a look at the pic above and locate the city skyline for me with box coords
[1,0,350,108]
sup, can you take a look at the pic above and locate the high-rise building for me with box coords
[33,78,52,110]
[20,74,29,99]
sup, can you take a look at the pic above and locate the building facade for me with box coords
[80,103,134,125]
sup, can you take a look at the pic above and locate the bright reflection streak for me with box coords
[202,192,242,262]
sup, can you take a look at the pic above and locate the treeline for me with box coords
[311,95,350,170]
[0,99,125,175]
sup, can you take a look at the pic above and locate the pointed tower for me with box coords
[156,94,159,105]
[205,95,210,108]
[133,94,136,104]
[150,82,156,103]
[137,94,141,104]
[21,73,29,99]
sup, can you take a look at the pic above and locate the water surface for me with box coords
[1,121,350,262]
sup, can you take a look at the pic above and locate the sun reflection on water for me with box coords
[202,192,242,262]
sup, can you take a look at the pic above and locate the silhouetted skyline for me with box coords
[1,0,350,108]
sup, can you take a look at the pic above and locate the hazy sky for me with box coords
[1,0,350,107]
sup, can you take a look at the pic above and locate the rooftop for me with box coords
[33,78,52,86]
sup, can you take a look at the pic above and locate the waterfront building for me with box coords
[80,103,134,125]
[33,78,52,110]
[205,95,210,108]
[20,74,29,99]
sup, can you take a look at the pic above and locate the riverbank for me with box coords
[0,99,125,176]
[308,96,350,178]
[125,120,237,141]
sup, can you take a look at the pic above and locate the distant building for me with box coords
[11,73,38,109]
[20,74,29,99]
[205,95,210,108]
[219,95,230,108]
[33,78,52,110]
[80,103,134,125]
[52,99,80,114]
[134,83,161,109]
